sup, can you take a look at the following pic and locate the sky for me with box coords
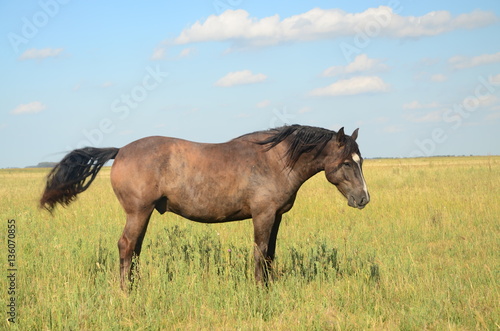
[1,0,500,168]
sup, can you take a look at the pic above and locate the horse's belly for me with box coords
[164,193,252,223]
[160,153,256,222]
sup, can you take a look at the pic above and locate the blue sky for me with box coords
[1,0,500,168]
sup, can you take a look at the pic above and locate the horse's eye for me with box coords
[343,162,351,167]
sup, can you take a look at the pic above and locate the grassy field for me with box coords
[1,156,499,330]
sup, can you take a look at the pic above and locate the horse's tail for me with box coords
[40,147,120,212]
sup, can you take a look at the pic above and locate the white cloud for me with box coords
[298,106,312,114]
[490,105,500,112]
[449,51,500,69]
[400,96,496,124]
[322,54,388,77]
[485,112,500,121]
[151,47,166,60]
[417,58,441,67]
[11,101,46,115]
[101,82,113,88]
[476,95,498,108]
[431,74,447,82]
[179,47,196,58]
[375,117,390,124]
[405,109,444,123]
[215,70,267,87]
[309,76,389,96]
[151,46,196,60]
[19,48,63,60]
[174,8,497,47]
[383,125,404,133]
[256,99,271,108]
[490,73,500,85]
[455,94,498,113]
[403,100,440,109]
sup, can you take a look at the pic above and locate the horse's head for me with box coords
[324,128,370,209]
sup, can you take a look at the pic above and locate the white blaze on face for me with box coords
[352,153,368,196]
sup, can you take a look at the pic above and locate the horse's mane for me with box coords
[254,125,356,168]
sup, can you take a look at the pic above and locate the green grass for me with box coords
[1,156,499,329]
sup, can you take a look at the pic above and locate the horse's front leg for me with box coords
[252,211,281,285]
[266,214,282,274]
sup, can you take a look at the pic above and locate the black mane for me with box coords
[256,125,355,168]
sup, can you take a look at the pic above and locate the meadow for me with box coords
[1,156,499,330]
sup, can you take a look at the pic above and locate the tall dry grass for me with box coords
[0,156,498,329]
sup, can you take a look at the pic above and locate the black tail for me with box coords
[40,147,119,212]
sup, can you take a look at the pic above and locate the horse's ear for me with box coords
[351,128,359,141]
[336,127,346,145]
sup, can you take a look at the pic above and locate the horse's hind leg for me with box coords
[118,208,153,291]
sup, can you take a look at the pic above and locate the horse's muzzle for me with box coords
[348,194,370,209]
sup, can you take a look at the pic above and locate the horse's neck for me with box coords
[288,153,325,187]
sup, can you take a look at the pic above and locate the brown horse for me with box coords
[40,125,370,290]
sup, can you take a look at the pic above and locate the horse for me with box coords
[40,125,370,290]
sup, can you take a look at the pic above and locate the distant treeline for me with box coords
[26,162,58,168]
